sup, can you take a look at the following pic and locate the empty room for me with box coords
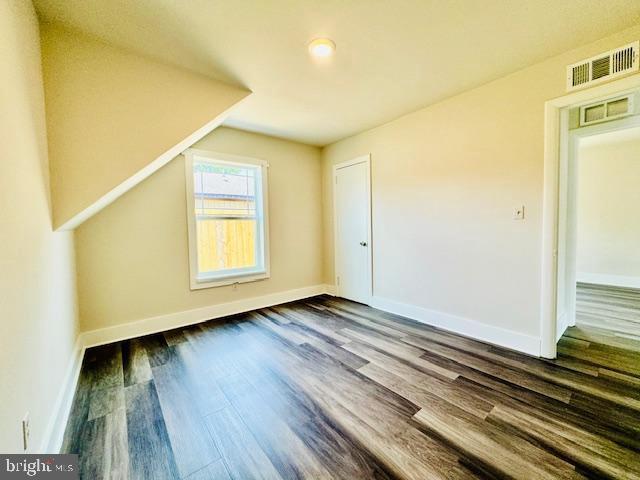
[2,0,640,478]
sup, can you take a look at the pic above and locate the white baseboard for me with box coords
[44,284,332,453]
[81,284,332,348]
[577,272,640,290]
[40,335,85,453]
[42,285,537,452]
[370,295,541,356]
[323,284,337,296]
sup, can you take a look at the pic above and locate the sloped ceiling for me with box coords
[41,25,250,230]
[34,0,640,146]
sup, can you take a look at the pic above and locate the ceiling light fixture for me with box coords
[308,38,335,58]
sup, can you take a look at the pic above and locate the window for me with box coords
[184,149,269,289]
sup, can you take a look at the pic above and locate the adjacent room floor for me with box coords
[63,296,640,479]
[576,282,640,341]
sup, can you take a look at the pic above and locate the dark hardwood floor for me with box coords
[62,296,640,479]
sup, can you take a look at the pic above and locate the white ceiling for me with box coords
[34,0,640,146]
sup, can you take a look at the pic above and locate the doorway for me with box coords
[541,75,640,358]
[557,121,640,340]
[554,93,640,347]
[333,154,372,304]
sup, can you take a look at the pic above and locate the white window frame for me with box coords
[184,148,270,290]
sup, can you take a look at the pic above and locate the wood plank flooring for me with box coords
[576,282,640,340]
[62,296,640,479]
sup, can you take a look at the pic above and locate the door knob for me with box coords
[359,241,367,247]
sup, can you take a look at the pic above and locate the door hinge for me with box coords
[336,276,340,286]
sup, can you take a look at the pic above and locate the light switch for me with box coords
[513,205,525,220]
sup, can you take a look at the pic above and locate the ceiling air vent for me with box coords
[567,41,639,91]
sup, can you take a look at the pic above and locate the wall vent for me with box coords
[567,41,639,91]
[579,94,634,126]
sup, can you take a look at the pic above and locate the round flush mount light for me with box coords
[308,38,336,58]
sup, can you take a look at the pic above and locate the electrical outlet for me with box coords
[22,413,30,452]
[513,205,525,220]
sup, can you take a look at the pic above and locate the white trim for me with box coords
[55,97,251,231]
[333,155,371,170]
[577,272,640,289]
[371,296,540,356]
[332,154,373,304]
[183,148,269,167]
[556,312,570,342]
[39,335,84,453]
[323,284,337,296]
[541,72,640,358]
[80,285,331,348]
[183,149,270,290]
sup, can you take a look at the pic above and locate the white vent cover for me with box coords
[579,94,634,126]
[567,41,639,91]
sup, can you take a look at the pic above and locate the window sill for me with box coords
[190,270,269,290]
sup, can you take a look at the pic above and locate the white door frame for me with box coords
[559,114,640,338]
[333,154,373,303]
[540,73,640,358]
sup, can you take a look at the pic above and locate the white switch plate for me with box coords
[513,205,525,220]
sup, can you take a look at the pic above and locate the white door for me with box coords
[334,156,371,304]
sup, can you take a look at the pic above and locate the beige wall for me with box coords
[0,1,79,453]
[41,25,249,230]
[322,25,640,338]
[76,127,322,331]
[577,128,640,282]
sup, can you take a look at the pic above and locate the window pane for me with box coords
[584,104,605,123]
[191,158,263,278]
[193,161,256,217]
[196,218,257,273]
[606,97,629,117]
